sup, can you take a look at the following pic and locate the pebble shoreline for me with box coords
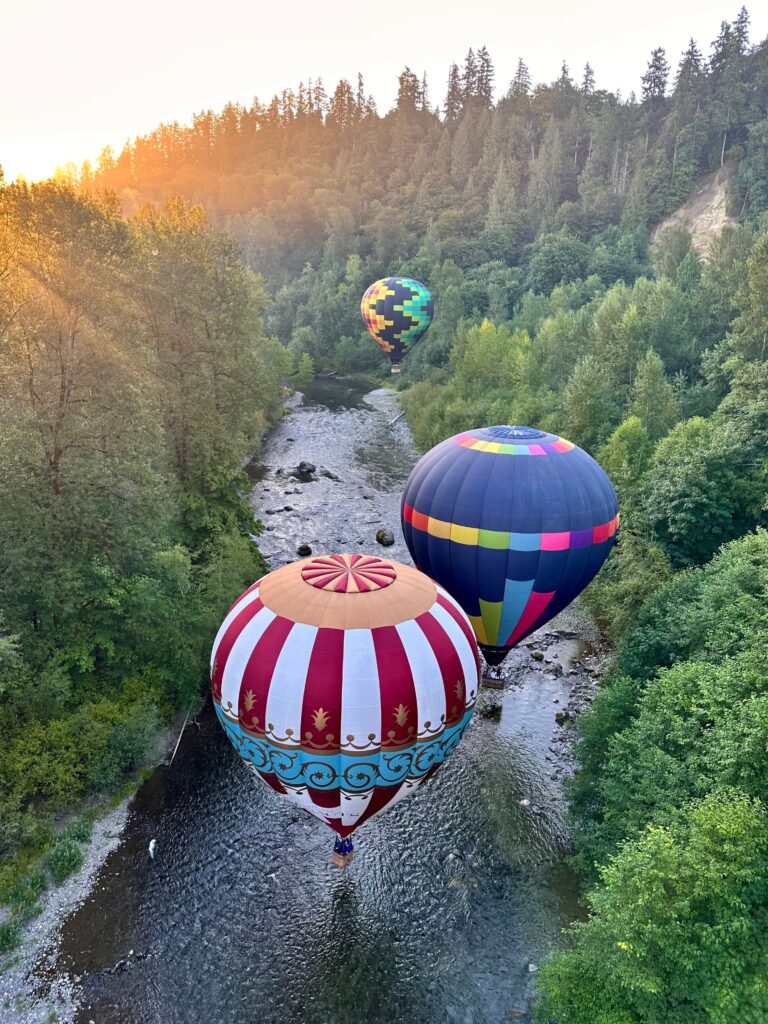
[2,801,131,1023]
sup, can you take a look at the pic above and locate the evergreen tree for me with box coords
[477,45,495,107]
[710,15,750,165]
[733,6,751,53]
[629,348,680,440]
[462,48,478,103]
[581,62,596,95]
[419,71,429,111]
[396,67,421,114]
[312,77,328,119]
[557,60,573,89]
[509,57,531,98]
[328,79,355,131]
[641,47,670,103]
[296,81,307,118]
[563,354,622,451]
[674,38,703,96]
[444,63,463,121]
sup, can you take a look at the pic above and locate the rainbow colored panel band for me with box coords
[453,433,575,455]
[403,504,620,551]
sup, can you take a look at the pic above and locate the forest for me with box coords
[0,183,290,942]
[3,6,768,1020]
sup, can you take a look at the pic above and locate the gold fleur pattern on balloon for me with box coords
[393,703,410,727]
[312,707,331,731]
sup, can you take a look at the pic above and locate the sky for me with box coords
[2,0,766,182]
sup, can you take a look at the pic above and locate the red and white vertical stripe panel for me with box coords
[210,584,479,836]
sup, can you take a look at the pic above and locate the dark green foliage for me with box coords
[45,840,84,885]
[615,529,768,682]
[0,920,20,954]
[5,870,48,925]
[527,231,590,294]
[9,871,47,907]
[536,794,768,1024]
[550,530,768,1020]
[641,415,766,566]
[0,182,287,872]
[581,533,671,642]
[651,223,694,279]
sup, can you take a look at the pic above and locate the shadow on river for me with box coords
[38,378,598,1024]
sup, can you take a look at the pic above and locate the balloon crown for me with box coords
[300,554,397,593]
[482,425,547,440]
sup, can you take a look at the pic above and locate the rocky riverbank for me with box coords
[1,801,131,1024]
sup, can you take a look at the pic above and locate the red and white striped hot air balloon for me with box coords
[210,554,479,864]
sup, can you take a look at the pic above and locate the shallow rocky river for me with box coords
[22,378,605,1024]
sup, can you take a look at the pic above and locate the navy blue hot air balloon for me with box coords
[401,425,619,666]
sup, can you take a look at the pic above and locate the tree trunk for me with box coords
[721,106,730,168]
[620,148,630,196]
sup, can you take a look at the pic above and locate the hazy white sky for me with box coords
[2,0,765,181]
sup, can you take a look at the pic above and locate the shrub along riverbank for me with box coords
[0,181,291,948]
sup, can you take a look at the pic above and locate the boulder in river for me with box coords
[530,650,544,662]
[376,528,395,547]
[297,460,316,474]
[296,544,312,557]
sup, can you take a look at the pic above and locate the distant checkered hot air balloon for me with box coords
[211,554,479,866]
[401,426,619,673]
[361,277,434,373]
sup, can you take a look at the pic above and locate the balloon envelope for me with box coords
[211,553,479,837]
[361,277,434,365]
[401,426,619,664]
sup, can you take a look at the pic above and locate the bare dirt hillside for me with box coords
[652,162,738,260]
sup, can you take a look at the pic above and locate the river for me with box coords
[32,378,600,1024]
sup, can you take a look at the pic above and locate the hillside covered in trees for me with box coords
[3,6,768,1019]
[81,8,768,381]
[0,182,289,935]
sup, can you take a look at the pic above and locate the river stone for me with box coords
[531,650,544,661]
[376,528,395,547]
[296,544,312,557]
[296,460,316,474]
